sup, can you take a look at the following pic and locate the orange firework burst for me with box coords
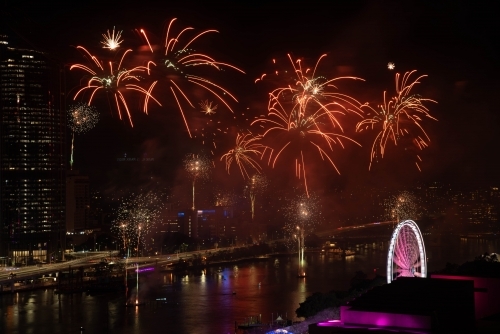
[258,54,365,125]
[71,47,161,127]
[253,55,364,196]
[356,70,437,171]
[220,133,265,179]
[139,18,245,137]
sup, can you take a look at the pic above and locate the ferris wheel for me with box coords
[386,220,427,283]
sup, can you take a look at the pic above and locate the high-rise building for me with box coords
[0,34,65,265]
[66,170,90,233]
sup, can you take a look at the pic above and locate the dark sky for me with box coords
[3,0,500,198]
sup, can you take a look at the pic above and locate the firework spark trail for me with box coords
[246,174,268,220]
[283,193,321,261]
[101,26,123,50]
[67,103,99,170]
[184,153,211,210]
[356,70,437,170]
[112,192,164,256]
[253,55,365,196]
[139,19,245,137]
[220,133,266,179]
[71,47,161,127]
[258,54,365,124]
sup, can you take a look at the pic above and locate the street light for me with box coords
[121,223,129,302]
[137,225,141,257]
[120,224,127,254]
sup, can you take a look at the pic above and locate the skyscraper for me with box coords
[0,34,65,265]
[66,170,90,233]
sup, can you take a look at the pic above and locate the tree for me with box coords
[296,291,340,318]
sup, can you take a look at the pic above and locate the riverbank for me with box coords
[240,308,339,334]
[0,252,299,295]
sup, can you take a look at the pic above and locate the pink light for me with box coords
[135,267,154,273]
[317,320,343,327]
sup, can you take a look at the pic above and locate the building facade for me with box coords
[0,34,65,265]
[66,170,90,233]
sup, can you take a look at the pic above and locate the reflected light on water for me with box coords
[2,238,497,334]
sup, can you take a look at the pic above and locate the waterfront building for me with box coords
[0,34,65,265]
[66,170,90,233]
[176,206,236,245]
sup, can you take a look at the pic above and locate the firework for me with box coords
[283,193,321,265]
[246,174,268,220]
[386,191,420,222]
[139,19,245,137]
[194,99,224,155]
[112,192,164,256]
[67,103,99,170]
[67,102,99,133]
[184,153,211,209]
[71,47,161,127]
[192,121,230,157]
[199,100,217,115]
[257,54,365,122]
[101,26,123,50]
[214,188,238,207]
[252,56,365,196]
[220,133,265,179]
[387,62,395,70]
[356,70,437,171]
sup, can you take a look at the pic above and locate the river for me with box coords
[1,237,498,334]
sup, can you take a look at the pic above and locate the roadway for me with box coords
[0,251,118,285]
[0,245,247,285]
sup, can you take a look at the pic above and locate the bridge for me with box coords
[0,245,253,287]
[316,220,397,239]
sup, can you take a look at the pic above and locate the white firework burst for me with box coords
[199,100,218,115]
[101,26,123,50]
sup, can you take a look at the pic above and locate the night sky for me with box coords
[3,0,500,201]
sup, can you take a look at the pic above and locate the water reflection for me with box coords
[1,238,497,334]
